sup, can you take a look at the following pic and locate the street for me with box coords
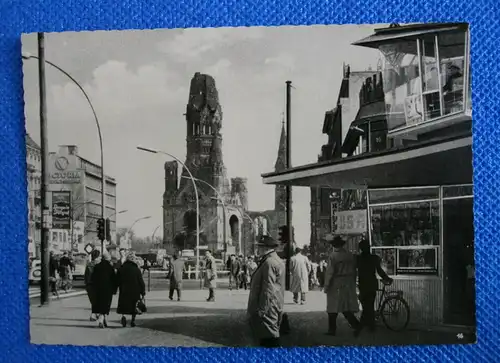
[30,288,472,347]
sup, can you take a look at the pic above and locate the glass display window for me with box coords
[397,247,438,274]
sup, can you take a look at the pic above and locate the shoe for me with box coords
[98,323,104,329]
[103,319,108,328]
[300,301,305,305]
[131,321,136,328]
[177,298,181,301]
[207,297,215,302]
[121,316,127,327]
[169,297,173,301]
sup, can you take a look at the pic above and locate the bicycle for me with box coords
[358,280,411,332]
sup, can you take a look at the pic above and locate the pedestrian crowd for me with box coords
[80,235,392,347]
[48,250,76,298]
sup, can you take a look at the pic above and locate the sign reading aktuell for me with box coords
[52,191,71,230]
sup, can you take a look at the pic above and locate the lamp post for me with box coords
[152,224,161,248]
[136,146,201,280]
[22,51,107,255]
[181,176,227,260]
[125,216,151,249]
[240,212,258,256]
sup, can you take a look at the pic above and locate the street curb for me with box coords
[29,290,87,301]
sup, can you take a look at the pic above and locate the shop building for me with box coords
[48,145,118,251]
[26,133,42,258]
[262,23,474,327]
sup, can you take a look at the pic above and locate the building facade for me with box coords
[163,72,286,257]
[26,133,42,258]
[263,23,474,327]
[48,145,118,253]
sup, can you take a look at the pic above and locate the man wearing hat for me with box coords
[247,235,286,347]
[323,234,361,337]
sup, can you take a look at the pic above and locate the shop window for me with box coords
[369,188,440,276]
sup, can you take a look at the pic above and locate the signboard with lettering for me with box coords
[52,191,71,229]
[49,155,83,184]
[334,209,367,235]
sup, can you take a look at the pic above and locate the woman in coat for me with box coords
[117,253,146,327]
[323,235,361,337]
[203,250,217,302]
[84,249,101,321]
[91,251,116,328]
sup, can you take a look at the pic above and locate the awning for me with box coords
[261,133,472,189]
[353,23,468,49]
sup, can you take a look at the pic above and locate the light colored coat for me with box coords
[324,247,359,313]
[290,253,310,293]
[247,251,285,340]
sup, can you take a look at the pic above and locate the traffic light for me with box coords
[105,218,111,241]
[278,225,289,244]
[97,218,105,241]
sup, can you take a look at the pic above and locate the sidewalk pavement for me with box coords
[30,289,473,347]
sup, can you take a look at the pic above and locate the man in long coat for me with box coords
[247,235,286,348]
[290,247,311,304]
[204,250,217,302]
[168,254,185,301]
[323,235,361,337]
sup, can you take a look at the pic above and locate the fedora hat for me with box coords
[325,234,346,247]
[256,235,279,248]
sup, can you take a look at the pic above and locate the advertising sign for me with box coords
[52,191,71,230]
[334,209,367,235]
[49,155,82,184]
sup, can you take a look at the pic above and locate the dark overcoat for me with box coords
[91,260,117,315]
[117,260,146,315]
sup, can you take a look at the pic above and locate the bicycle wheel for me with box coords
[380,296,410,331]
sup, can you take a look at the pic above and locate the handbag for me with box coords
[135,297,147,315]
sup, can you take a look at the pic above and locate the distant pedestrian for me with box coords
[84,249,101,321]
[49,251,59,298]
[91,251,117,328]
[58,251,74,292]
[204,250,217,302]
[169,255,185,301]
[357,239,392,332]
[247,235,286,348]
[290,247,311,304]
[114,248,127,270]
[317,260,327,289]
[246,256,258,283]
[229,254,240,290]
[323,235,361,337]
[239,255,249,290]
[117,253,146,328]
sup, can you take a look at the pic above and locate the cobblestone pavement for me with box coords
[30,289,474,347]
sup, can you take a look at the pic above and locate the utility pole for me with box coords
[38,32,50,306]
[285,80,293,291]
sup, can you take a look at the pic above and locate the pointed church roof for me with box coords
[274,123,287,171]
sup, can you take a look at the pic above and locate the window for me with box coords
[369,187,440,276]
[379,28,470,133]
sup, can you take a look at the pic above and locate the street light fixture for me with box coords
[137,145,201,279]
[124,215,151,250]
[22,51,107,255]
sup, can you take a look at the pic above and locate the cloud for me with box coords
[202,58,232,78]
[157,27,265,61]
[264,53,296,71]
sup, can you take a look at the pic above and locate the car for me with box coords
[72,254,88,280]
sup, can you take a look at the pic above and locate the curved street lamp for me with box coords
[136,146,201,279]
[124,215,151,250]
[22,52,107,254]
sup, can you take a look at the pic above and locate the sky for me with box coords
[22,24,382,246]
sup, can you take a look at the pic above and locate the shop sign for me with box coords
[49,155,83,184]
[52,191,71,230]
[334,209,367,235]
